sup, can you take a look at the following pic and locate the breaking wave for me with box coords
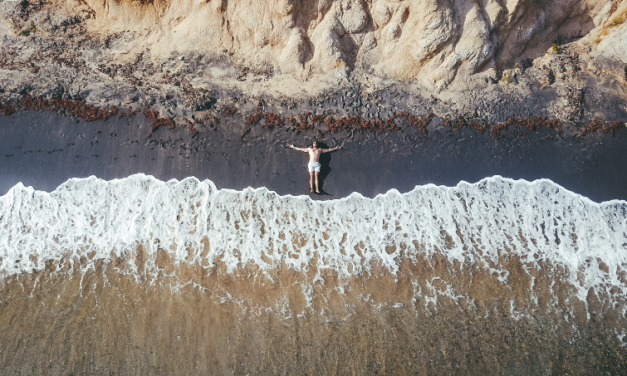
[1,174,626,317]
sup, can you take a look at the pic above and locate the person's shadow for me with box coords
[317,142,333,196]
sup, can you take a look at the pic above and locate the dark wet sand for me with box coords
[1,111,626,201]
[1,251,626,375]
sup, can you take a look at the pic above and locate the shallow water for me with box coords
[1,175,626,374]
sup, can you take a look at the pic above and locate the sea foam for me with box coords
[0,174,626,315]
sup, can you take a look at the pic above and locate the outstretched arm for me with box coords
[288,144,309,152]
[322,145,342,153]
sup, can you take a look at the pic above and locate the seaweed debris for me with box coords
[578,118,624,137]
[1,95,624,142]
[0,101,16,116]
[241,127,251,142]
[143,109,175,137]
[443,117,486,134]
[183,117,200,136]
[490,117,563,140]
[18,95,119,121]
[223,105,237,116]
[246,109,435,134]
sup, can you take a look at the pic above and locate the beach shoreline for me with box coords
[1,109,626,202]
[2,1,627,373]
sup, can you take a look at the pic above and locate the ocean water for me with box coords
[1,175,626,374]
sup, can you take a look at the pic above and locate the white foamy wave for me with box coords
[0,174,626,312]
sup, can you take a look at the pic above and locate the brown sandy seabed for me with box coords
[1,240,627,375]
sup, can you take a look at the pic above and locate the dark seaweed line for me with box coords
[0,96,623,141]
[242,107,624,142]
[0,95,181,137]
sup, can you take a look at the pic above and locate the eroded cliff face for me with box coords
[70,0,619,87]
[0,0,626,127]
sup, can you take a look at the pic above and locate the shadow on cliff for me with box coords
[492,8,595,73]
[291,0,376,72]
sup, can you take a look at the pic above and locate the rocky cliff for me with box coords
[0,0,626,127]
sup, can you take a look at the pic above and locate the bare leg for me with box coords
[315,172,320,193]
[309,172,315,192]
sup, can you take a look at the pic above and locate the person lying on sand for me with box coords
[288,141,342,193]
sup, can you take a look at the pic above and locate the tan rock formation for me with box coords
[65,0,623,89]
